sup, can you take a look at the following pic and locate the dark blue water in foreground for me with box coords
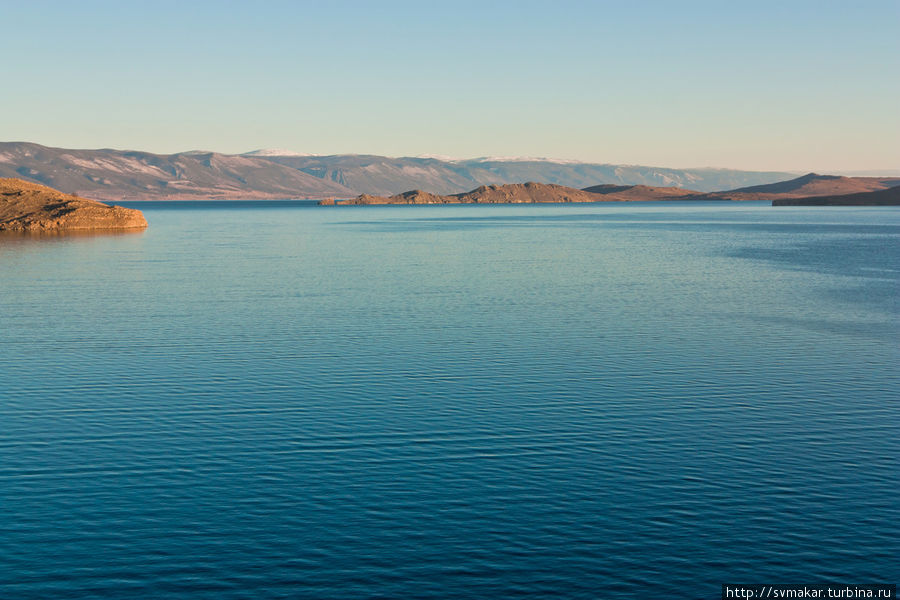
[1,201,898,599]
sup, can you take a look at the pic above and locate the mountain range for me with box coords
[0,142,800,201]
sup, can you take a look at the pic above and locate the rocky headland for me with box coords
[0,178,147,231]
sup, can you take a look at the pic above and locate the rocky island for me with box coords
[0,178,147,231]
[319,181,699,205]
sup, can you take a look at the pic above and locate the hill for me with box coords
[582,184,702,201]
[714,173,900,201]
[772,185,900,206]
[0,142,356,201]
[325,182,657,205]
[0,178,147,231]
[263,153,794,196]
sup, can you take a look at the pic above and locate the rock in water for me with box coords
[0,178,147,231]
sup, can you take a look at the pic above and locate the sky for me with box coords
[1,0,898,172]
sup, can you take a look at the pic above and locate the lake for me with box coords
[1,201,897,599]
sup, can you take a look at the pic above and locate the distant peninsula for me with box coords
[319,182,702,205]
[711,173,900,202]
[582,184,702,200]
[321,174,900,207]
[772,185,900,206]
[0,178,147,231]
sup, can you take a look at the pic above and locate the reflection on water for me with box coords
[0,201,897,599]
[0,227,146,245]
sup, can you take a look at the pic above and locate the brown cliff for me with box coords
[0,178,147,231]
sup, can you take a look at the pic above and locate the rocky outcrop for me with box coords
[455,183,607,204]
[0,178,147,231]
[335,190,450,205]
[324,182,630,205]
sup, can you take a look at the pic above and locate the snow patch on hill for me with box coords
[242,149,315,157]
[472,156,588,165]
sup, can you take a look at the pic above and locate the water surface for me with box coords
[2,201,897,599]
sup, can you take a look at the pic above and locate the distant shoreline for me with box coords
[772,185,900,206]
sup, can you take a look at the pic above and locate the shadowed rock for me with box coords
[772,185,900,206]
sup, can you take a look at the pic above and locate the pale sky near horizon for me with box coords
[2,0,898,172]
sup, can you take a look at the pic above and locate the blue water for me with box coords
[1,201,897,599]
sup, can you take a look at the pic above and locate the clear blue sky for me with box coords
[2,0,897,172]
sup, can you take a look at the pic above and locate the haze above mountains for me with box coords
[1,142,806,202]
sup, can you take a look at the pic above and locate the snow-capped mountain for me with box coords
[242,149,316,157]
